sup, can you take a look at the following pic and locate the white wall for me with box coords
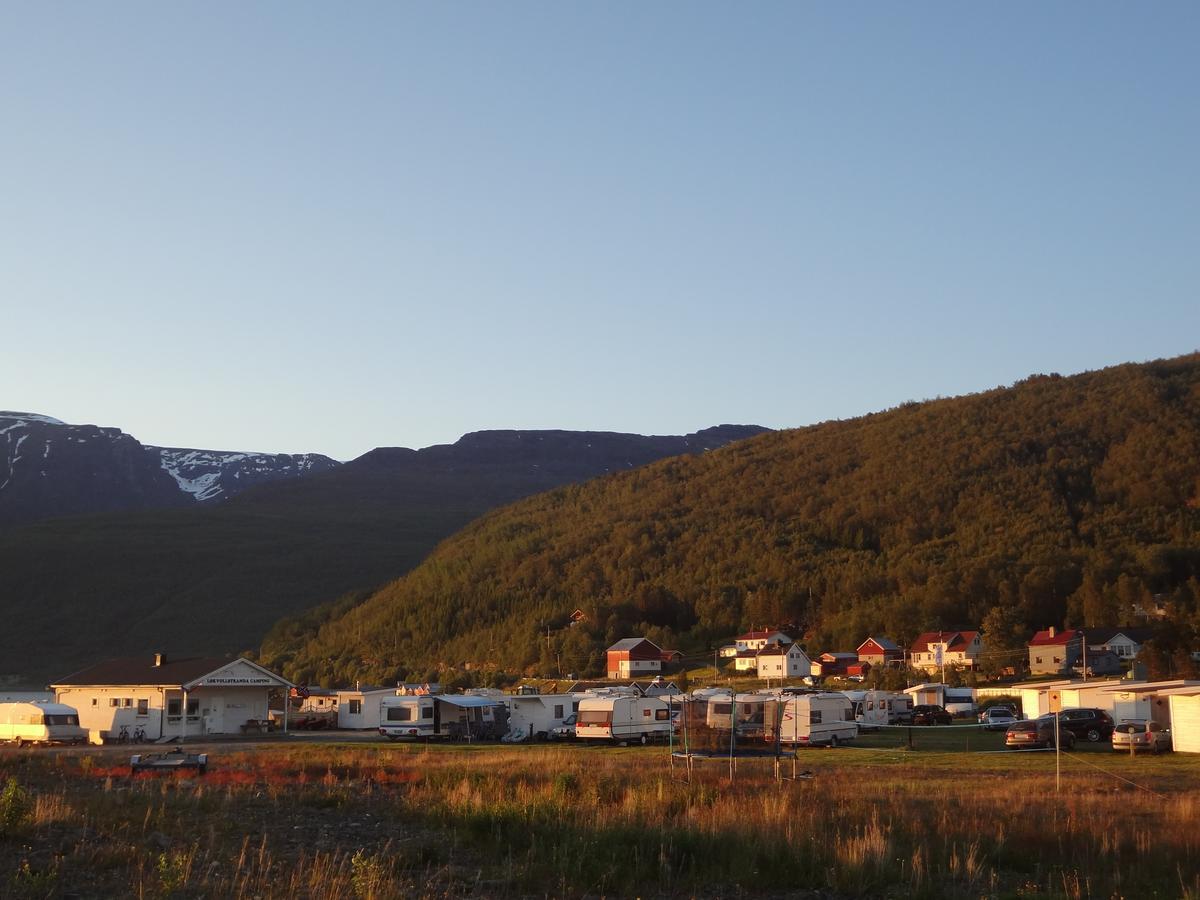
[1169,696,1200,753]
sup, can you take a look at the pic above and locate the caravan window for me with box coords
[422,706,433,720]
[579,709,612,725]
[655,709,670,721]
[844,708,854,721]
[43,714,78,726]
[554,704,564,719]
[386,706,413,722]
[810,711,823,724]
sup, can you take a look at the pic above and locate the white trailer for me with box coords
[378,694,507,741]
[503,694,579,742]
[844,690,912,728]
[768,692,858,747]
[0,702,87,746]
[576,694,674,744]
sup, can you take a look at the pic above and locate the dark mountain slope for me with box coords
[260,355,1200,686]
[0,411,338,528]
[0,425,765,684]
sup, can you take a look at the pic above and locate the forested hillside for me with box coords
[260,355,1200,686]
[0,425,761,685]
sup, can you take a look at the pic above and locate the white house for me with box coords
[909,631,983,673]
[52,654,292,742]
[756,643,811,680]
[733,630,790,652]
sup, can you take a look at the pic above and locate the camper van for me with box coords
[0,702,87,746]
[767,692,858,747]
[576,694,675,744]
[378,694,507,741]
[845,690,912,730]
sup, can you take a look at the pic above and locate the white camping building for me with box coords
[52,654,292,742]
[503,693,579,741]
[1167,693,1200,753]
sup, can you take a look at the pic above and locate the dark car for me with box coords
[1005,716,1076,750]
[1052,708,1115,743]
[910,704,953,726]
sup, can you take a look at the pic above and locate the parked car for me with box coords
[1005,715,1076,750]
[1112,720,1172,754]
[910,704,953,726]
[978,706,1019,731]
[1053,708,1115,743]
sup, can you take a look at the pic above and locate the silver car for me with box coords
[1112,720,1172,754]
[978,706,1019,731]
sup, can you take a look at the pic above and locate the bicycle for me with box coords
[115,724,130,744]
[132,724,147,743]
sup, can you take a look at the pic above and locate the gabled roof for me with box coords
[1084,627,1154,645]
[757,642,801,658]
[857,636,900,652]
[606,637,662,653]
[910,631,979,652]
[54,656,233,687]
[1029,629,1081,647]
[734,629,788,642]
[54,655,292,690]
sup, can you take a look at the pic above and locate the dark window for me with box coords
[810,711,823,724]
[167,699,181,717]
[137,699,149,716]
[655,709,670,721]
[348,700,362,715]
[386,706,412,722]
[554,704,564,718]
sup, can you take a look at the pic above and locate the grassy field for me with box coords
[0,739,1197,898]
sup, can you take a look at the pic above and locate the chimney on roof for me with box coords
[154,652,165,667]
[1048,627,1056,638]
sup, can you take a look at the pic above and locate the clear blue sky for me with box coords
[3,4,1196,460]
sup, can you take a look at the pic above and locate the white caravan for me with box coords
[0,702,87,746]
[768,692,858,747]
[503,694,580,742]
[378,694,507,741]
[576,694,675,744]
[844,691,912,730]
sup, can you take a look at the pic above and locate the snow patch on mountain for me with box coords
[152,447,340,504]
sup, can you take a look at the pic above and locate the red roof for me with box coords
[1029,628,1081,647]
[735,629,786,642]
[910,631,979,652]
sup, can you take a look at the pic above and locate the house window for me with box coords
[109,698,119,708]
[348,700,362,715]
[168,699,181,717]
[92,699,98,706]
[122,698,132,707]
[137,699,149,716]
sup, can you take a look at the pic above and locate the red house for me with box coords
[856,636,903,667]
[606,638,664,680]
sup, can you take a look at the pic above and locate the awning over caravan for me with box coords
[437,695,503,708]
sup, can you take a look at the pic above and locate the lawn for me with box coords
[0,739,1197,898]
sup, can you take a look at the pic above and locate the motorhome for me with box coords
[378,694,507,741]
[0,701,87,746]
[576,694,675,744]
[503,693,579,742]
[767,692,858,747]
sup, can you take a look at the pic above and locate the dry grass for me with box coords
[0,743,1197,897]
